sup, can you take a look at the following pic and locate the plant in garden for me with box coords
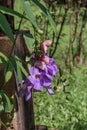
[0,0,58,129]
[19,40,58,101]
[0,0,87,129]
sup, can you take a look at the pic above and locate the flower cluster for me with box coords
[19,40,58,101]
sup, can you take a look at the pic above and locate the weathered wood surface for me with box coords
[0,35,35,130]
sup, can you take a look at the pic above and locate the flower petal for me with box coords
[34,78,42,91]
[40,40,52,53]
[29,66,40,75]
[47,87,54,95]
[25,92,31,101]
[42,74,52,87]
[53,64,59,76]
[29,75,36,85]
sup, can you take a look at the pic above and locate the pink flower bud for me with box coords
[40,40,52,53]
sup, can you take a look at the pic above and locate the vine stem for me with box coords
[77,9,87,57]
[51,7,68,57]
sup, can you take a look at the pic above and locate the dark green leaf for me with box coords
[0,102,4,115]
[0,93,4,115]
[3,94,13,113]
[19,63,28,77]
[0,91,13,113]
[15,55,28,77]
[32,0,47,14]
[0,13,14,43]
[9,56,17,72]
[0,5,27,20]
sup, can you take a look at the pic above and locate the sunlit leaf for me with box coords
[0,52,9,62]
[32,0,57,32]
[23,1,39,30]
[16,60,23,83]
[4,62,13,83]
[47,11,57,32]
[23,32,35,50]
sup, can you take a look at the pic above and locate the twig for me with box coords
[77,8,87,57]
[51,7,68,57]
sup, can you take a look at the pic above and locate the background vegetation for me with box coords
[0,0,87,130]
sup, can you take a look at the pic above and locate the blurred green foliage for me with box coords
[0,0,87,129]
[34,65,87,130]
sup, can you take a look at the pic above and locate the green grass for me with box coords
[33,65,87,130]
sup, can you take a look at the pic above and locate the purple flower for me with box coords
[40,69,54,95]
[25,86,32,101]
[19,85,32,101]
[46,58,58,77]
[29,66,43,91]
[41,71,52,87]
[19,56,58,101]
[19,77,33,101]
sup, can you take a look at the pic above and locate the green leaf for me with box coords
[23,32,35,50]
[47,11,57,32]
[32,0,57,32]
[0,5,27,20]
[16,60,23,83]
[0,52,9,69]
[9,56,17,72]
[1,92,13,113]
[23,1,39,30]
[19,63,28,77]
[0,59,3,64]
[0,52,9,62]
[0,93,4,115]
[32,0,47,14]
[0,102,4,115]
[15,55,28,77]
[0,13,14,43]
[4,62,13,83]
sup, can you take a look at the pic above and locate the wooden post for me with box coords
[0,0,35,130]
[0,35,35,130]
